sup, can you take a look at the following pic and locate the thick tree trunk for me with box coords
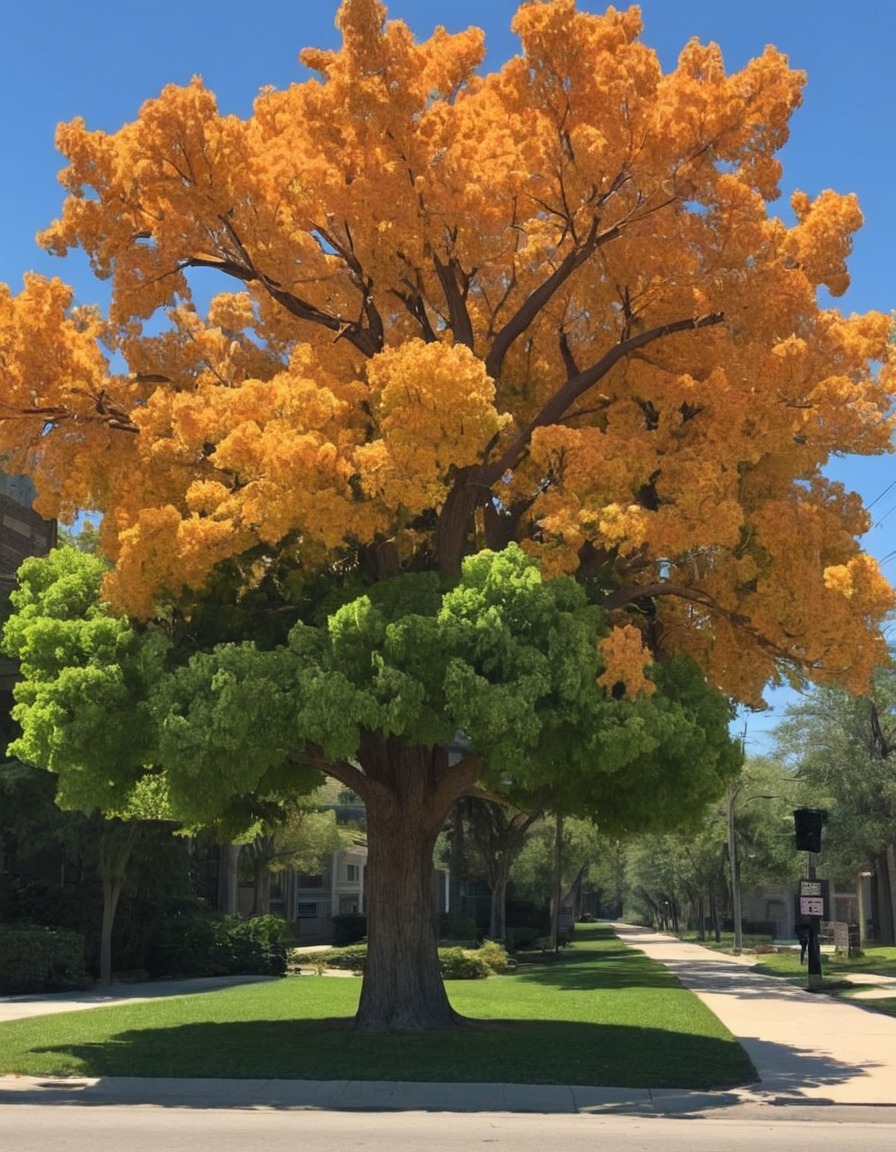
[354,740,467,1032]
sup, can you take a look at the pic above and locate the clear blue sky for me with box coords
[2,1,894,750]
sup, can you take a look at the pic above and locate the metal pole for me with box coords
[727,787,743,954]
[806,853,823,990]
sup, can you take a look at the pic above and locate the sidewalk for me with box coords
[1,926,896,1112]
[612,923,896,1106]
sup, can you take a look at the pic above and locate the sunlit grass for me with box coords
[0,925,754,1089]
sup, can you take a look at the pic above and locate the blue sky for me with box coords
[2,1,894,751]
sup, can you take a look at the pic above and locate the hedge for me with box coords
[0,924,88,994]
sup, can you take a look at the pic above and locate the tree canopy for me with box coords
[0,0,892,1028]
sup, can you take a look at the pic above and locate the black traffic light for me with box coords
[793,808,827,853]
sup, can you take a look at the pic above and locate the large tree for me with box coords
[0,1,892,1027]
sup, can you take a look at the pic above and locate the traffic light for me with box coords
[793,808,827,853]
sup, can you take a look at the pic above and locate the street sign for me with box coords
[796,878,830,920]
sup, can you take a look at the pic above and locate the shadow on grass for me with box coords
[22,1016,754,1089]
[510,927,679,991]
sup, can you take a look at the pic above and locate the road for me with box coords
[3,1105,896,1151]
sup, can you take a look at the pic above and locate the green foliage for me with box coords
[0,924,87,993]
[312,942,497,979]
[437,946,490,979]
[313,944,369,972]
[773,668,896,883]
[331,913,367,946]
[438,912,478,942]
[151,545,739,832]
[226,916,293,976]
[476,939,511,972]
[1,548,156,814]
[147,914,291,978]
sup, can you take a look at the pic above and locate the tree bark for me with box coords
[97,822,139,986]
[490,865,509,942]
[217,842,242,914]
[353,740,469,1032]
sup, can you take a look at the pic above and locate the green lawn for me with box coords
[0,925,755,1089]
[751,945,896,1017]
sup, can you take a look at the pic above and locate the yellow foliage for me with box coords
[0,0,892,706]
[598,625,656,698]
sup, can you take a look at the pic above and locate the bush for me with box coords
[226,916,292,976]
[438,912,478,942]
[313,944,369,972]
[476,939,511,973]
[332,913,367,946]
[438,947,490,979]
[147,913,291,978]
[308,942,495,979]
[0,924,88,993]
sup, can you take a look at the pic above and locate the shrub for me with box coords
[438,947,490,979]
[307,943,493,979]
[439,912,478,942]
[476,939,511,973]
[313,944,369,972]
[147,913,291,978]
[226,915,292,976]
[332,913,367,946]
[0,924,88,993]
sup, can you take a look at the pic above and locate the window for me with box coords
[346,864,359,882]
[296,902,318,919]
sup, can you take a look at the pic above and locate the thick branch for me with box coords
[433,254,475,349]
[485,216,610,380]
[182,255,382,357]
[492,311,724,477]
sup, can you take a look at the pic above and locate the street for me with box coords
[3,1105,896,1151]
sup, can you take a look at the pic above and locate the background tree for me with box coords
[243,801,344,916]
[0,0,892,1028]
[773,668,896,942]
[446,797,544,941]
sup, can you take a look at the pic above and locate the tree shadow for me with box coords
[0,1015,881,1115]
[10,1016,754,1092]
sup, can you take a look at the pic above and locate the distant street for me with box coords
[3,1105,896,1151]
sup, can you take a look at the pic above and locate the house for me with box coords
[262,842,368,943]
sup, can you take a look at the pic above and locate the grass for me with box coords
[0,925,755,1089]
[750,945,896,1016]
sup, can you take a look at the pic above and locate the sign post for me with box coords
[796,877,829,991]
[793,809,828,992]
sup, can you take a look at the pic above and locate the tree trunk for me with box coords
[96,822,139,986]
[252,858,271,916]
[490,863,509,942]
[217,842,241,914]
[354,740,467,1032]
[100,878,123,986]
[885,844,896,946]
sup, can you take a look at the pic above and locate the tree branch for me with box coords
[491,311,724,476]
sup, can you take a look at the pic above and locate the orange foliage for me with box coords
[0,0,892,703]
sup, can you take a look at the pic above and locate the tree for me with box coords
[447,797,544,941]
[243,803,344,916]
[773,669,896,942]
[0,1,891,1028]
[1,548,173,983]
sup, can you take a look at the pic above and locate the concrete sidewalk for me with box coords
[1,926,896,1112]
[612,923,896,1106]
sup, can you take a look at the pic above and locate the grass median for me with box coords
[0,924,755,1088]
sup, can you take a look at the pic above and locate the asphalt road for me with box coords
[3,1104,896,1151]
